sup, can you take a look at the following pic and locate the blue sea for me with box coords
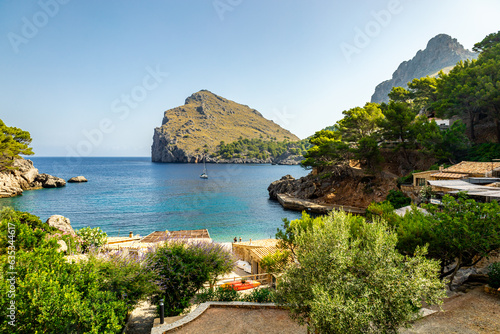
[0,157,308,242]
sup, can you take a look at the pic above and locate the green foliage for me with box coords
[260,249,291,274]
[385,189,411,209]
[488,262,500,289]
[397,170,421,186]
[0,210,156,333]
[149,241,234,316]
[336,103,383,143]
[275,213,325,255]
[301,130,351,169]
[195,286,276,304]
[215,137,310,161]
[195,286,240,303]
[242,287,276,303]
[418,185,435,203]
[276,211,445,333]
[465,143,500,161]
[365,201,399,226]
[0,119,34,172]
[388,194,500,284]
[77,226,108,252]
[473,30,500,53]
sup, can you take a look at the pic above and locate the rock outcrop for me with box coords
[152,90,301,163]
[68,176,88,183]
[371,34,478,104]
[0,158,66,198]
[268,168,398,211]
[46,215,76,236]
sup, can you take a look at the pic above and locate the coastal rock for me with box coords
[46,215,76,236]
[0,159,41,198]
[0,158,67,197]
[273,152,304,165]
[267,175,298,199]
[371,34,478,104]
[36,173,66,188]
[268,166,398,210]
[68,176,88,183]
[151,90,300,163]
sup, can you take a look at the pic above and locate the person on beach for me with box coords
[239,237,242,242]
[233,237,237,243]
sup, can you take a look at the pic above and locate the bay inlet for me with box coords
[0,157,308,242]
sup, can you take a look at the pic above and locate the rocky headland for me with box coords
[371,34,478,104]
[268,167,399,213]
[0,158,66,198]
[151,90,303,164]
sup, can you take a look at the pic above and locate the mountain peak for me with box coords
[371,34,478,104]
[184,90,222,105]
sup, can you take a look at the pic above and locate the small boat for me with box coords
[200,156,208,179]
[221,280,261,291]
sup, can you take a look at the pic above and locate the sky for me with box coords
[0,0,499,157]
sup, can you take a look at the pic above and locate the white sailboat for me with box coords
[200,156,208,179]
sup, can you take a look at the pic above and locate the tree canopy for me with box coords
[368,194,500,286]
[275,211,445,333]
[0,119,34,171]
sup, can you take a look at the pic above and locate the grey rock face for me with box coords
[46,215,76,236]
[371,34,478,104]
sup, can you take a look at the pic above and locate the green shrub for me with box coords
[488,262,500,289]
[276,211,445,333]
[195,286,240,303]
[149,240,234,316]
[0,209,156,333]
[77,226,108,252]
[365,201,398,226]
[385,189,411,209]
[242,287,276,303]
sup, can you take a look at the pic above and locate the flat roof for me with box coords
[428,180,500,199]
[140,229,211,243]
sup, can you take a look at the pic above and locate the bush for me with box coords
[488,262,500,289]
[195,286,240,303]
[149,240,234,316]
[0,209,156,333]
[242,287,276,303]
[385,189,411,209]
[276,211,445,333]
[77,226,108,252]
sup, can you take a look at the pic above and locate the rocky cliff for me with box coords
[371,34,478,104]
[151,90,301,163]
[0,159,66,198]
[268,167,398,210]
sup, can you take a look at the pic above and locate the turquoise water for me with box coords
[0,157,308,242]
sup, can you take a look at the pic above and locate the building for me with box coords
[427,179,500,202]
[104,229,212,253]
[232,239,278,275]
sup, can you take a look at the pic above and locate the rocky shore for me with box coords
[268,168,398,212]
[0,158,66,198]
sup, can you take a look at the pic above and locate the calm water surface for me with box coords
[0,157,308,242]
